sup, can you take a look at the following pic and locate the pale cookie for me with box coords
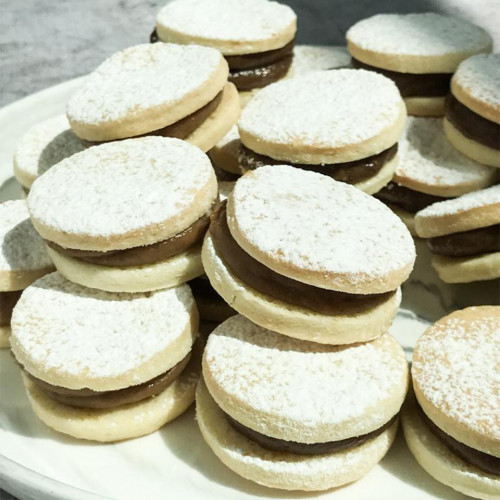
[208,125,241,175]
[431,252,500,284]
[13,114,85,190]
[156,0,296,55]
[286,45,350,78]
[404,96,445,117]
[67,43,229,142]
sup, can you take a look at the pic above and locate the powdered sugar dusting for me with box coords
[67,44,223,125]
[11,273,194,380]
[205,315,407,429]
[28,137,215,239]
[347,13,492,56]
[0,200,53,272]
[412,307,499,439]
[157,0,296,44]
[416,184,500,218]
[396,117,496,188]
[288,45,350,75]
[239,69,402,149]
[454,54,500,113]
[230,166,415,286]
[14,114,85,187]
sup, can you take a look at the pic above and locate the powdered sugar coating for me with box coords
[0,200,53,272]
[229,166,415,289]
[288,45,350,75]
[11,273,194,382]
[454,54,500,114]
[28,137,215,240]
[14,114,85,188]
[412,307,499,443]
[347,13,492,57]
[67,44,223,125]
[396,117,496,188]
[157,0,296,45]
[416,184,500,218]
[239,69,402,149]
[204,315,407,436]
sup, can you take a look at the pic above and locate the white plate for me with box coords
[0,81,470,500]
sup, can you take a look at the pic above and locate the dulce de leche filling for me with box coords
[0,290,23,326]
[26,351,192,410]
[418,403,499,476]
[47,211,211,267]
[351,57,452,98]
[239,143,398,184]
[211,202,396,314]
[226,411,397,455]
[445,94,500,150]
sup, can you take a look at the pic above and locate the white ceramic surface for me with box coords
[0,81,469,500]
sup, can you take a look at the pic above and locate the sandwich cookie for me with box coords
[376,117,497,235]
[13,114,85,193]
[0,201,54,348]
[403,307,500,499]
[444,54,500,168]
[197,314,409,491]
[347,13,492,116]
[154,0,296,105]
[237,69,406,195]
[202,166,415,344]
[415,185,500,283]
[67,43,239,151]
[28,137,217,293]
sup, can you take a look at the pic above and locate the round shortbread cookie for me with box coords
[202,233,401,343]
[404,96,445,117]
[286,45,350,77]
[67,43,228,141]
[451,54,500,123]
[395,117,497,197]
[0,200,54,291]
[347,13,492,73]
[238,69,406,164]
[355,153,398,195]
[385,204,417,237]
[47,244,203,293]
[13,114,85,189]
[156,0,296,56]
[208,125,241,174]
[24,339,202,442]
[28,137,217,251]
[196,381,399,491]
[0,325,10,349]
[415,184,500,238]
[431,252,500,284]
[412,307,500,456]
[10,272,198,391]
[402,395,500,500]
[443,118,500,168]
[202,314,408,442]
[227,166,415,294]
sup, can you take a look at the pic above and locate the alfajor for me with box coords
[347,13,492,117]
[10,272,200,442]
[0,200,54,348]
[376,117,497,235]
[197,314,409,491]
[415,185,500,283]
[154,0,296,103]
[66,43,239,151]
[402,306,500,499]
[444,54,500,168]
[27,137,217,293]
[202,165,415,344]
[13,114,85,193]
[236,69,406,195]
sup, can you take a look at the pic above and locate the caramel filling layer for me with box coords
[351,57,452,98]
[445,94,500,150]
[419,404,499,476]
[427,224,500,258]
[47,211,211,267]
[239,143,398,184]
[375,182,447,214]
[0,290,22,326]
[211,202,395,314]
[227,410,397,455]
[27,351,191,410]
